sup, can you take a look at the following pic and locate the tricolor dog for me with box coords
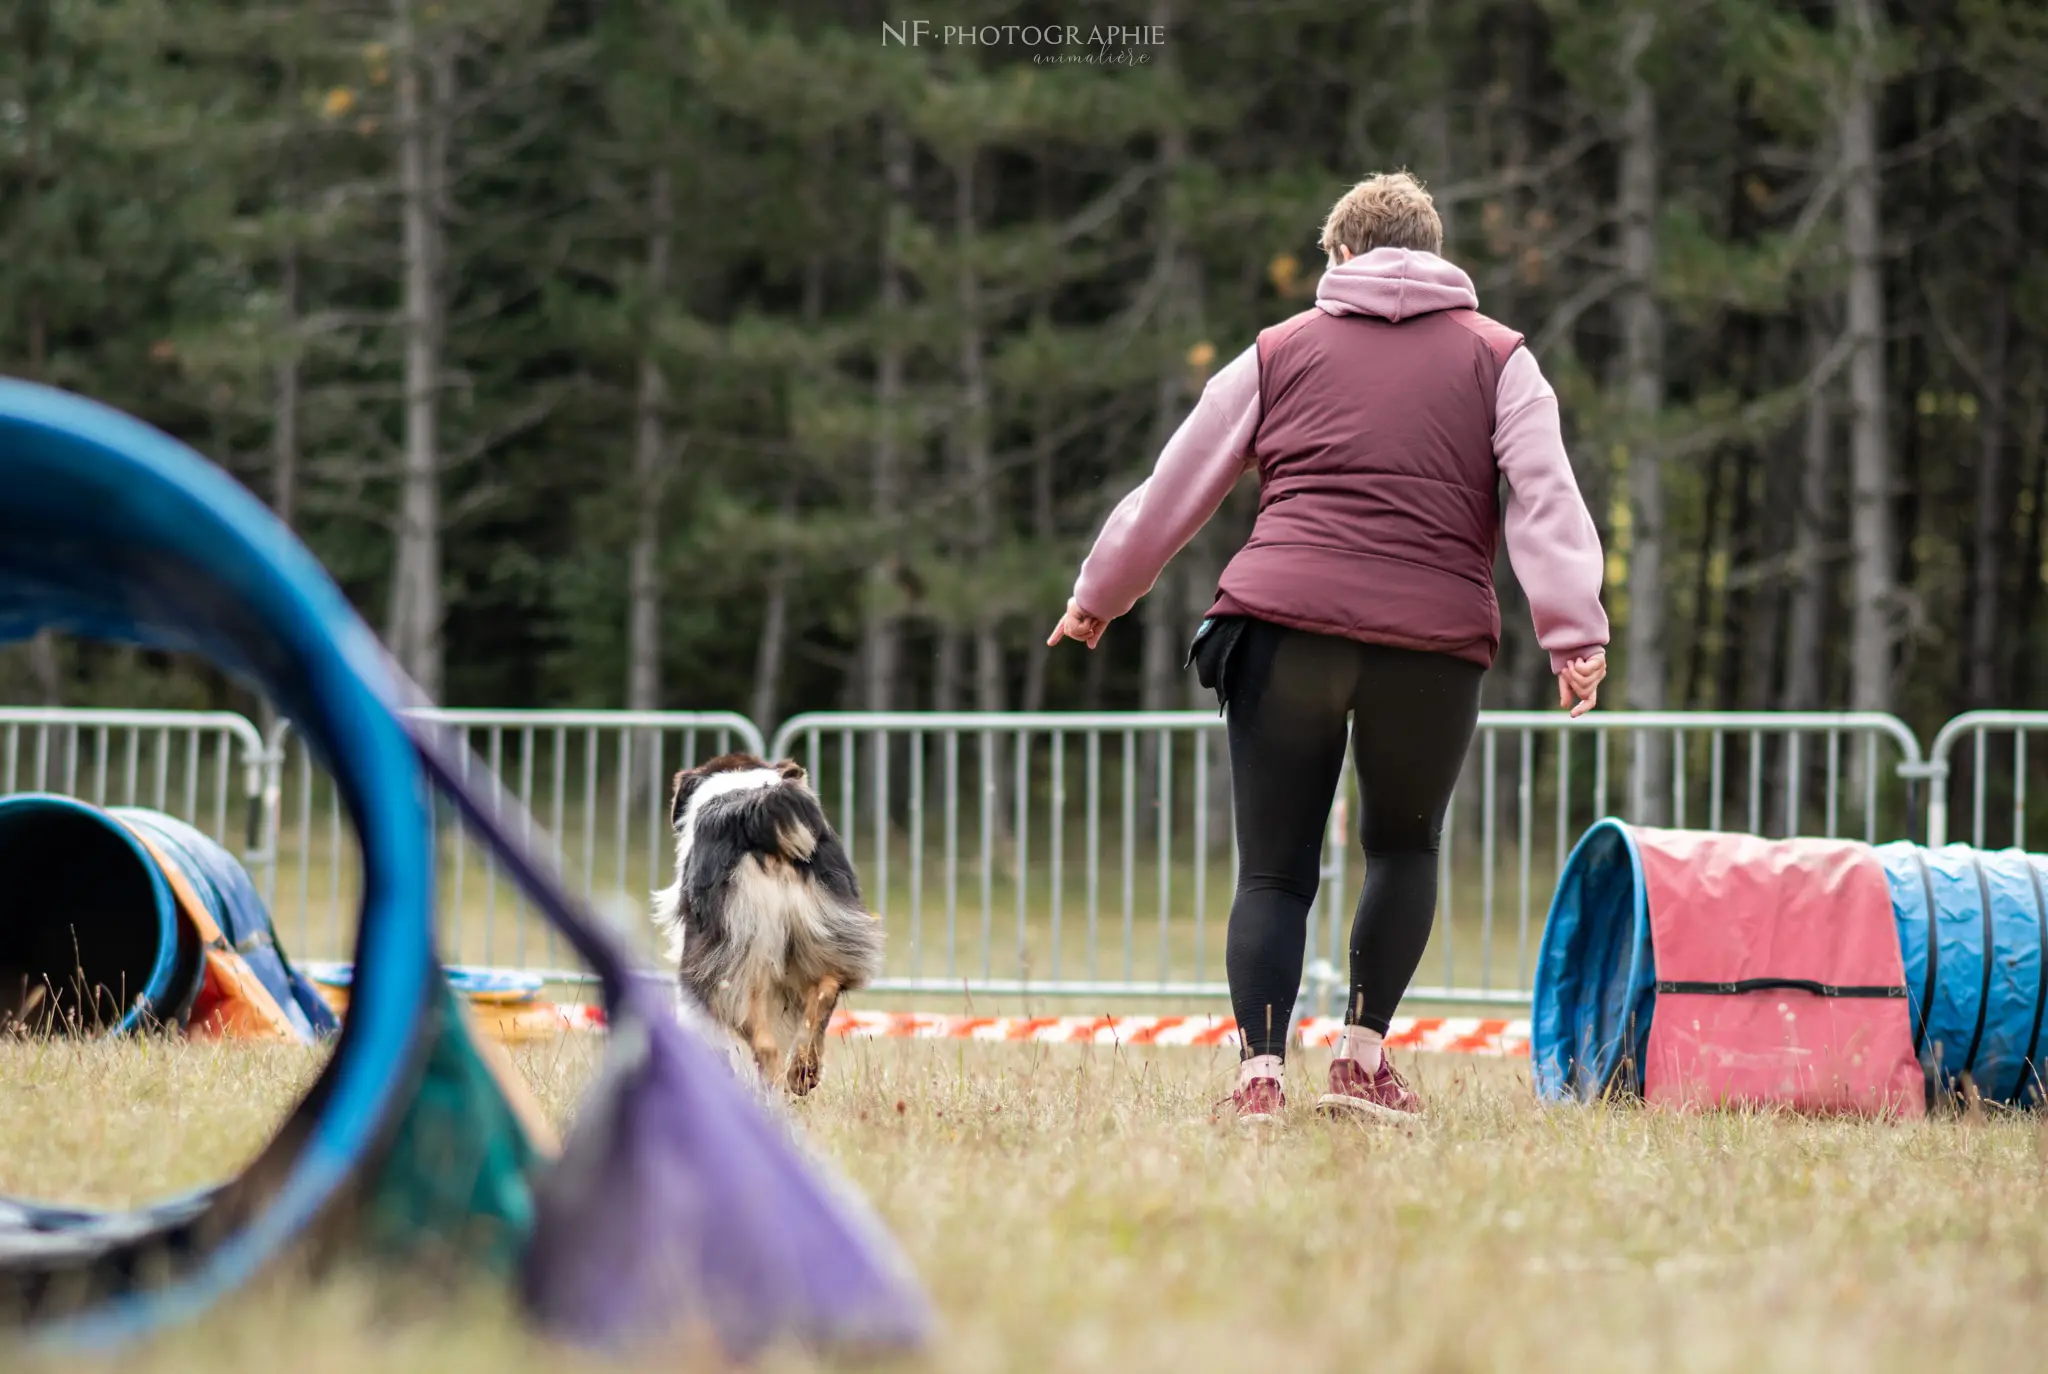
[653,754,882,1095]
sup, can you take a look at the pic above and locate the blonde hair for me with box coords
[1319,171,1443,258]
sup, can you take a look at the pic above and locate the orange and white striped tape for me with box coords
[822,1010,1529,1056]
[319,961,1529,1056]
[518,1005,1525,1056]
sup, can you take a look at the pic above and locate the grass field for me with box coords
[4,1034,2046,1374]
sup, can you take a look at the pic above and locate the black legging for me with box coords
[1224,619,1483,1058]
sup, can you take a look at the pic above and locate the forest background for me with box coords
[3,0,2044,747]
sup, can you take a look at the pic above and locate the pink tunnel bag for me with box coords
[1635,828,1923,1116]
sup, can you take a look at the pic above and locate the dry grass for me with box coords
[4,1034,2047,1373]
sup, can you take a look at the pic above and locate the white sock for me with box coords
[1335,1025,1384,1074]
[1239,1053,1283,1086]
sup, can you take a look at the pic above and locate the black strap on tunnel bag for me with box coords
[1654,979,1907,998]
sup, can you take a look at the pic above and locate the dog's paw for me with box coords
[786,1049,822,1097]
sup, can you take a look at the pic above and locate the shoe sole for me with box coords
[1316,1092,1421,1125]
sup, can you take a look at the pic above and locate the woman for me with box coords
[1048,172,1610,1124]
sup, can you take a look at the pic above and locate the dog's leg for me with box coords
[786,973,843,1098]
[742,978,781,1082]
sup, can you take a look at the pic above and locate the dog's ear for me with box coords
[776,759,808,786]
[669,769,693,830]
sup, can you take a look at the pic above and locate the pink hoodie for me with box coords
[1073,249,1609,673]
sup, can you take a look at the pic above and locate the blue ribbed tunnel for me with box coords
[0,795,337,1038]
[1878,843,2048,1105]
[0,795,181,1033]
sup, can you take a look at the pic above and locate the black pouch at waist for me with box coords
[1184,615,1248,716]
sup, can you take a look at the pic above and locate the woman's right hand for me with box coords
[1558,652,1606,718]
[1047,598,1108,650]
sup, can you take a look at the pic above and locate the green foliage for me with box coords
[2,0,2045,732]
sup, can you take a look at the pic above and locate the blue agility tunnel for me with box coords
[0,794,188,1034]
[0,378,929,1355]
[1535,819,2048,1111]
[1877,843,2048,1106]
[0,794,336,1037]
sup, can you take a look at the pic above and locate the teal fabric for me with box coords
[359,984,542,1276]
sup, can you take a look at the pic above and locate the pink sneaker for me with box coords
[1318,1055,1422,1123]
[1222,1074,1285,1125]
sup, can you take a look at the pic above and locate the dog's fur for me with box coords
[653,754,882,1095]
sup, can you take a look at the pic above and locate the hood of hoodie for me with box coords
[1314,247,1477,322]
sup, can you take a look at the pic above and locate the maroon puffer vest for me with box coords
[1208,305,1524,667]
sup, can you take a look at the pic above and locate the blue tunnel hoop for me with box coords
[0,378,439,1345]
[0,378,930,1354]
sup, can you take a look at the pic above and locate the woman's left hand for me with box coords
[1557,652,1607,718]
[1047,598,1108,650]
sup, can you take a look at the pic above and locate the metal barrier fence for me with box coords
[263,710,763,976]
[0,703,1975,1008]
[768,710,1928,1010]
[0,706,269,872]
[770,712,1252,1002]
[1924,711,2048,848]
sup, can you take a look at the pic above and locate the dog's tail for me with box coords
[676,783,828,869]
[669,779,863,918]
[772,811,818,864]
[743,784,828,865]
